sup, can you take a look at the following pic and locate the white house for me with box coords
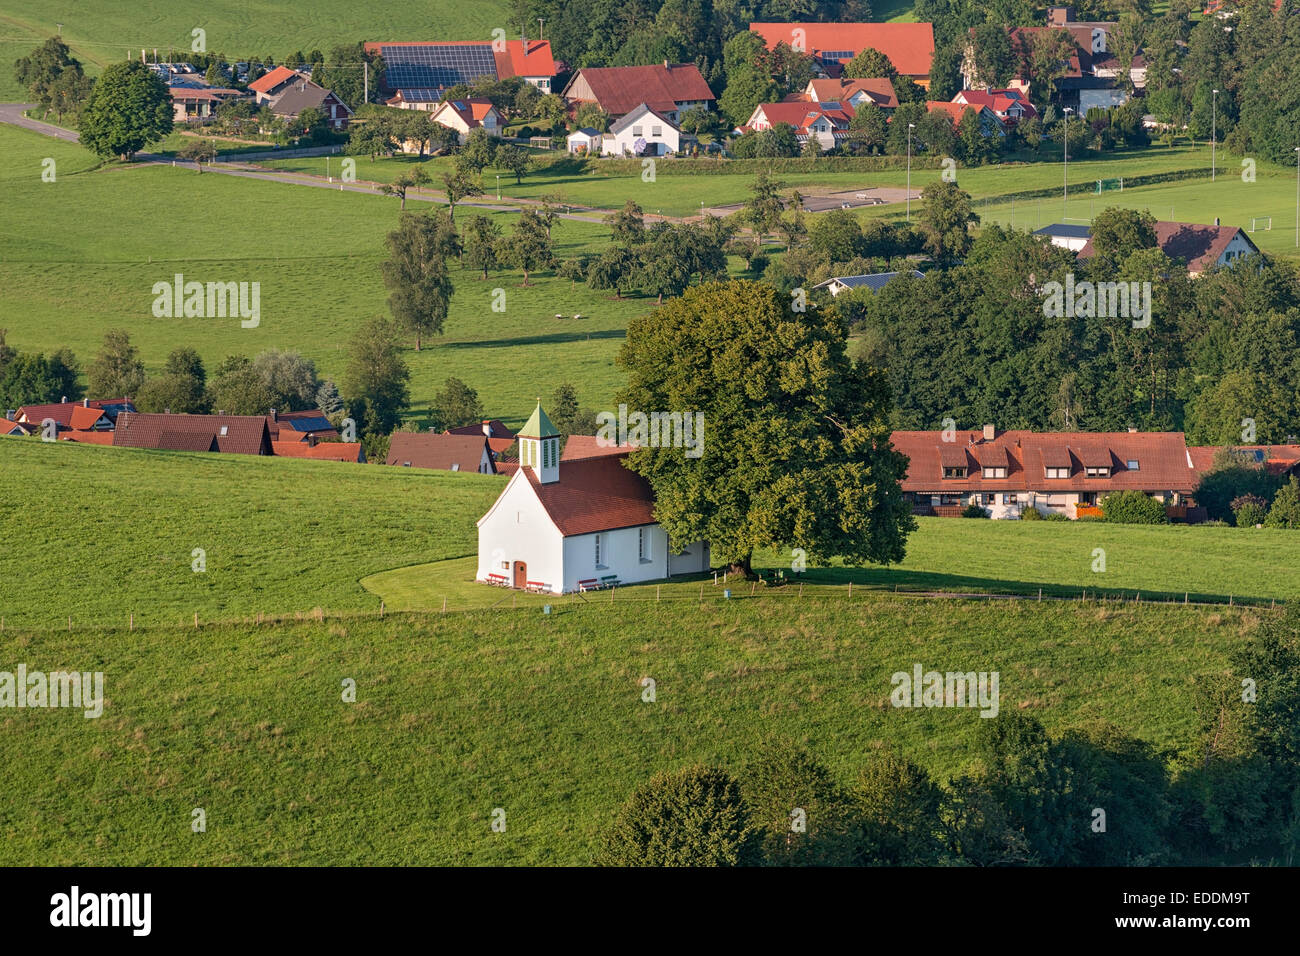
[428,98,504,144]
[566,127,602,155]
[475,403,710,593]
[606,103,682,157]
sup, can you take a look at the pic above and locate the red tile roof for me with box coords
[272,440,365,462]
[496,39,556,79]
[805,77,898,109]
[566,63,715,116]
[749,22,935,77]
[59,430,114,445]
[891,429,1198,494]
[15,399,132,427]
[1188,445,1300,477]
[362,40,556,80]
[387,432,494,471]
[69,406,109,430]
[113,412,272,455]
[926,101,982,127]
[750,100,852,134]
[1077,222,1258,274]
[248,66,301,94]
[0,419,27,436]
[524,454,655,535]
[953,88,1036,118]
[447,419,515,440]
[560,435,638,461]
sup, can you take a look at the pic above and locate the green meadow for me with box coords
[0,598,1261,864]
[0,123,648,423]
[0,0,512,99]
[4,439,1298,633]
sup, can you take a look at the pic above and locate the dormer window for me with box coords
[1085,466,1110,478]
[943,466,968,479]
[982,466,1007,479]
[1045,466,1070,479]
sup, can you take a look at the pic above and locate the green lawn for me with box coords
[0,597,1258,864]
[366,516,1300,611]
[0,123,648,424]
[0,439,503,629]
[257,144,1239,220]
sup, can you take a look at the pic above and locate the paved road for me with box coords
[0,103,79,142]
[0,103,705,225]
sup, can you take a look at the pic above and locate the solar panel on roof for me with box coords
[288,416,332,432]
[381,44,498,91]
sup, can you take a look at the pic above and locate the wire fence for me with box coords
[3,578,1284,635]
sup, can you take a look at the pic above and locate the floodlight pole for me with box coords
[906,123,915,222]
[1295,147,1299,247]
[1063,107,1073,217]
[1211,89,1218,182]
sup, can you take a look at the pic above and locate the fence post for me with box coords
[848,581,852,599]
[610,586,614,603]
[1038,588,1042,602]
[130,612,134,631]
[656,585,660,602]
[442,596,447,613]
[68,616,72,631]
[750,581,755,596]
[193,612,198,629]
[798,582,803,598]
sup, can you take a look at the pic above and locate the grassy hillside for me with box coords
[0,439,503,629]
[0,124,647,423]
[4,440,1297,632]
[0,598,1260,865]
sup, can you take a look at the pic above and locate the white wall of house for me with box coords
[609,111,681,156]
[1079,88,1128,111]
[562,525,668,591]
[667,538,710,575]
[476,473,565,592]
[1216,233,1257,269]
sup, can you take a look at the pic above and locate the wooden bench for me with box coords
[599,574,620,588]
[486,573,508,587]
[525,580,549,593]
[577,578,599,592]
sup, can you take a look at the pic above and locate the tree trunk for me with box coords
[729,553,755,579]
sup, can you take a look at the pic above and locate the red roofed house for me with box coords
[744,100,853,150]
[0,418,29,437]
[801,77,899,110]
[112,412,273,455]
[924,101,1006,136]
[476,403,710,593]
[427,98,504,144]
[363,39,557,96]
[446,419,515,457]
[1188,445,1300,479]
[561,62,715,123]
[14,398,134,433]
[247,66,305,105]
[271,440,365,462]
[892,425,1199,518]
[387,432,498,473]
[1077,221,1259,277]
[952,88,1037,124]
[749,22,935,87]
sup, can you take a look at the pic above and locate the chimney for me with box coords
[83,398,89,407]
[270,408,277,421]
[4,410,13,421]
[983,423,996,441]
[1127,426,1138,433]
[1214,217,1221,227]
[61,395,67,403]
[482,420,491,437]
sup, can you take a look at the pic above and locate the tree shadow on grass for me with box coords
[439,328,627,349]
[747,563,1279,607]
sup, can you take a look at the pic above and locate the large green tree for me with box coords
[616,279,915,575]
[78,60,173,160]
[380,210,455,350]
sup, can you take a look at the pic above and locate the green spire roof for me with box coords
[518,401,560,439]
